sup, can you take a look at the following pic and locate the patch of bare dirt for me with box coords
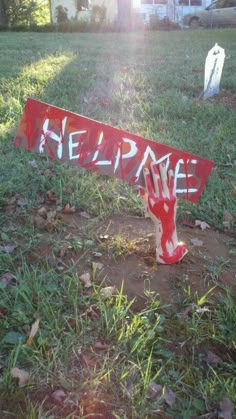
[207,90,236,111]
[29,212,235,310]
[91,215,236,307]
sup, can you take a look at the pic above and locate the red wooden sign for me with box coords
[14,98,214,203]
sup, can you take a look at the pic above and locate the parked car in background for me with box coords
[183,0,236,27]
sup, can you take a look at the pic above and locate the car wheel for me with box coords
[189,17,200,28]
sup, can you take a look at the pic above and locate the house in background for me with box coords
[51,0,212,25]
[51,0,118,23]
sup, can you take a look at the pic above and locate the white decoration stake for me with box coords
[204,43,225,99]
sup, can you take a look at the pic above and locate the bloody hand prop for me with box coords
[140,162,188,264]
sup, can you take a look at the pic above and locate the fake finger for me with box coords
[168,169,175,196]
[143,167,154,195]
[150,162,162,198]
[139,186,150,218]
[159,162,169,197]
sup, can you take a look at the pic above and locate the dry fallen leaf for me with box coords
[51,388,67,404]
[11,368,30,387]
[223,210,233,229]
[100,286,116,299]
[206,350,223,365]
[165,387,176,407]
[32,215,49,231]
[219,397,233,419]
[59,243,70,258]
[26,318,40,345]
[94,340,109,350]
[86,304,100,320]
[47,210,57,222]
[80,211,91,219]
[17,198,28,208]
[0,244,17,253]
[81,353,98,369]
[92,262,103,271]
[195,220,210,230]
[80,392,112,418]
[190,238,203,247]
[63,203,76,214]
[37,207,47,217]
[147,383,163,400]
[0,272,15,287]
[63,187,72,194]
[47,190,58,202]
[7,196,17,206]
[80,273,92,288]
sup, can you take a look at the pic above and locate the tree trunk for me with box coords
[0,0,7,25]
[48,0,53,24]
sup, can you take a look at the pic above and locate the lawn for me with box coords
[0,29,235,418]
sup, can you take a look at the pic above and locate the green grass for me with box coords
[0,29,236,418]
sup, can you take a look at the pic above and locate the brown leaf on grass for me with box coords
[26,318,40,345]
[47,190,58,202]
[36,193,46,204]
[42,169,56,178]
[147,383,163,400]
[32,215,49,231]
[0,272,15,287]
[11,368,30,387]
[206,350,223,365]
[190,238,203,247]
[81,354,98,369]
[92,262,103,271]
[80,211,91,219]
[63,187,72,194]
[86,304,100,320]
[47,210,57,222]
[80,273,92,288]
[62,203,76,214]
[37,207,47,217]
[223,210,233,229]
[7,196,17,206]
[195,220,210,230]
[219,397,233,419]
[165,387,176,407]
[0,244,17,253]
[59,243,70,258]
[100,286,116,299]
[94,340,109,350]
[81,392,114,418]
[16,198,29,208]
[51,389,67,405]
